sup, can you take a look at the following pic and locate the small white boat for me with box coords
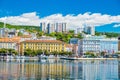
[40,55,48,59]
[5,55,14,62]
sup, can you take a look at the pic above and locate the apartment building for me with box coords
[20,40,66,55]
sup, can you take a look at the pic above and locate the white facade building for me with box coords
[78,39,100,55]
[0,37,20,51]
[100,39,118,54]
[78,35,118,55]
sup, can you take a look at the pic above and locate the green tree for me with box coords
[44,50,49,56]
[36,49,43,55]
[8,49,14,54]
[101,51,106,56]
[95,31,101,36]
[85,52,96,57]
[36,31,44,37]
[69,30,74,34]
[18,32,23,36]
[24,49,32,56]
[77,33,83,39]
[0,48,7,54]
[12,50,18,55]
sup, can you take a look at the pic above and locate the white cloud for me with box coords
[113,24,120,27]
[0,12,40,26]
[0,12,120,30]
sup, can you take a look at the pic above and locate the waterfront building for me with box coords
[65,44,73,52]
[47,23,55,34]
[20,40,66,55]
[100,39,118,54]
[72,44,78,56]
[70,38,79,44]
[0,37,20,51]
[78,35,118,55]
[78,39,100,55]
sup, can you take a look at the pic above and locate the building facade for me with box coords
[20,40,66,55]
[70,38,79,44]
[0,28,8,38]
[56,23,67,33]
[40,22,46,32]
[78,35,118,55]
[47,23,55,34]
[62,23,67,32]
[74,27,84,34]
[84,26,95,35]
[100,39,118,54]
[78,39,100,55]
[0,37,20,51]
[40,22,67,34]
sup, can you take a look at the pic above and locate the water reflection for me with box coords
[0,59,119,80]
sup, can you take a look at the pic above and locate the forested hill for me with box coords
[0,22,40,32]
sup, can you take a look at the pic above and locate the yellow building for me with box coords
[20,40,66,55]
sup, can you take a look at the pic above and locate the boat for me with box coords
[60,56,78,60]
[39,54,48,59]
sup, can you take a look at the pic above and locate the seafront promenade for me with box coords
[0,55,119,62]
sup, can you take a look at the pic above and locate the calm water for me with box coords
[0,59,119,80]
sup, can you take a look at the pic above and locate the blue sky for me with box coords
[0,0,120,32]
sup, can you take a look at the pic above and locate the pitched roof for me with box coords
[20,35,32,38]
[65,44,72,48]
[22,40,64,43]
[0,37,20,43]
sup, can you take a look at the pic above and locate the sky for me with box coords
[0,0,120,32]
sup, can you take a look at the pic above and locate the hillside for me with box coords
[0,22,40,32]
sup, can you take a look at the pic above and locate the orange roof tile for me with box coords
[20,35,32,38]
[65,44,72,48]
[22,40,64,43]
[0,37,20,43]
